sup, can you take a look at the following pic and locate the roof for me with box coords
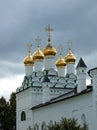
[76,57,87,69]
[88,67,97,77]
[32,86,92,110]
[42,75,50,82]
[16,69,77,94]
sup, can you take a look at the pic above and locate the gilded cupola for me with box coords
[33,36,44,62]
[56,46,66,68]
[24,43,34,66]
[65,41,76,64]
[43,24,57,56]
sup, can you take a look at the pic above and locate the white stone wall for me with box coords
[16,86,75,130]
[66,63,75,74]
[76,67,86,93]
[44,56,55,70]
[32,92,94,130]
[89,68,97,130]
[57,67,65,77]
[16,88,43,130]
[25,66,33,76]
[34,61,43,72]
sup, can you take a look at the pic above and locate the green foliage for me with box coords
[0,96,10,130]
[9,92,16,130]
[0,92,16,130]
[59,118,80,130]
[46,117,88,130]
[47,121,60,130]
[81,123,88,130]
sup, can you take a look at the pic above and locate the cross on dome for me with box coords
[45,24,53,41]
[65,40,76,64]
[59,45,63,56]
[27,43,32,55]
[24,43,34,65]
[56,44,66,68]
[43,25,56,56]
[67,40,72,50]
[33,36,44,62]
[35,36,41,49]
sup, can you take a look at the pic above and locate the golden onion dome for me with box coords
[43,24,56,56]
[24,43,34,66]
[24,53,34,66]
[33,48,44,62]
[56,54,66,68]
[65,49,76,64]
[43,38,56,56]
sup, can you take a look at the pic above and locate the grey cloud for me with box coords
[0,0,97,79]
[0,60,24,78]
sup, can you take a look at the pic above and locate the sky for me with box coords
[0,0,97,100]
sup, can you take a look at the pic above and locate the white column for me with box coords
[42,83,50,103]
[66,63,75,74]
[34,61,43,72]
[57,68,65,77]
[44,56,55,70]
[77,67,86,93]
[25,65,33,76]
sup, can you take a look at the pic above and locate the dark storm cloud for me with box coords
[0,0,97,78]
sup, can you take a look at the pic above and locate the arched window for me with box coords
[34,123,39,130]
[41,122,46,130]
[21,111,26,121]
[81,114,86,127]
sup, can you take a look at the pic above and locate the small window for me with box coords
[34,123,39,130]
[21,111,26,121]
[81,114,86,127]
[41,122,46,130]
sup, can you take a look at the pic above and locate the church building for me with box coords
[16,25,97,130]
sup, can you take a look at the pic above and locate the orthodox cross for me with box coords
[35,36,41,49]
[67,40,72,50]
[27,43,32,55]
[58,45,63,56]
[45,24,53,39]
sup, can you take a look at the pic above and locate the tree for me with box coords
[46,117,88,130]
[0,96,10,130]
[47,121,60,130]
[60,118,80,130]
[0,92,16,130]
[9,92,16,130]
